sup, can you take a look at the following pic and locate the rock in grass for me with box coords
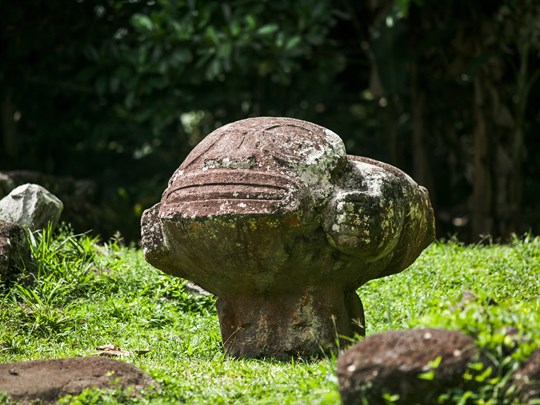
[0,184,63,231]
[0,220,32,284]
[0,357,157,404]
[0,170,99,235]
[337,328,492,405]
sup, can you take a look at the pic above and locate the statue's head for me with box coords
[143,116,434,294]
[160,117,346,224]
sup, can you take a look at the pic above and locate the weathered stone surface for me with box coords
[0,184,63,231]
[337,328,491,405]
[513,347,540,403]
[141,117,435,359]
[0,357,156,404]
[0,220,32,284]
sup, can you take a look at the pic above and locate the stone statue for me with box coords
[141,117,435,359]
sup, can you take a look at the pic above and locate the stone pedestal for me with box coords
[216,287,364,359]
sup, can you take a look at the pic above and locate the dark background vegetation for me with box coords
[1,0,539,242]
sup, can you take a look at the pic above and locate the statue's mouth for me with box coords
[160,170,301,219]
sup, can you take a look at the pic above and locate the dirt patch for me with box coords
[0,356,157,404]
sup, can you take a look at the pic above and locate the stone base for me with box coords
[216,287,364,360]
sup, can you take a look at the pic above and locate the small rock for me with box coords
[337,328,492,405]
[184,281,211,297]
[0,184,63,231]
[0,170,99,235]
[0,357,157,404]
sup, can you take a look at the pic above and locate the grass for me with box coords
[0,227,539,404]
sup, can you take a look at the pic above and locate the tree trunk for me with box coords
[472,57,515,241]
[508,41,532,235]
[472,72,494,239]
[410,61,434,196]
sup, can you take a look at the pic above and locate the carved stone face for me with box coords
[160,117,346,222]
[141,117,435,359]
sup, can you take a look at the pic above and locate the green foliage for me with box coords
[1,0,354,240]
[0,231,539,403]
[57,386,140,405]
[360,235,540,404]
[0,227,215,360]
[2,1,539,240]
[0,0,344,172]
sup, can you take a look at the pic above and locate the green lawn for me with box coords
[1,229,539,404]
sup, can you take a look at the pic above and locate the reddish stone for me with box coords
[0,357,155,403]
[141,117,435,359]
[337,328,492,404]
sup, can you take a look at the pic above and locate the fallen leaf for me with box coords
[96,343,131,357]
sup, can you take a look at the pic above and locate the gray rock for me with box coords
[0,220,32,284]
[337,328,492,405]
[141,117,435,359]
[184,281,211,297]
[0,184,63,231]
